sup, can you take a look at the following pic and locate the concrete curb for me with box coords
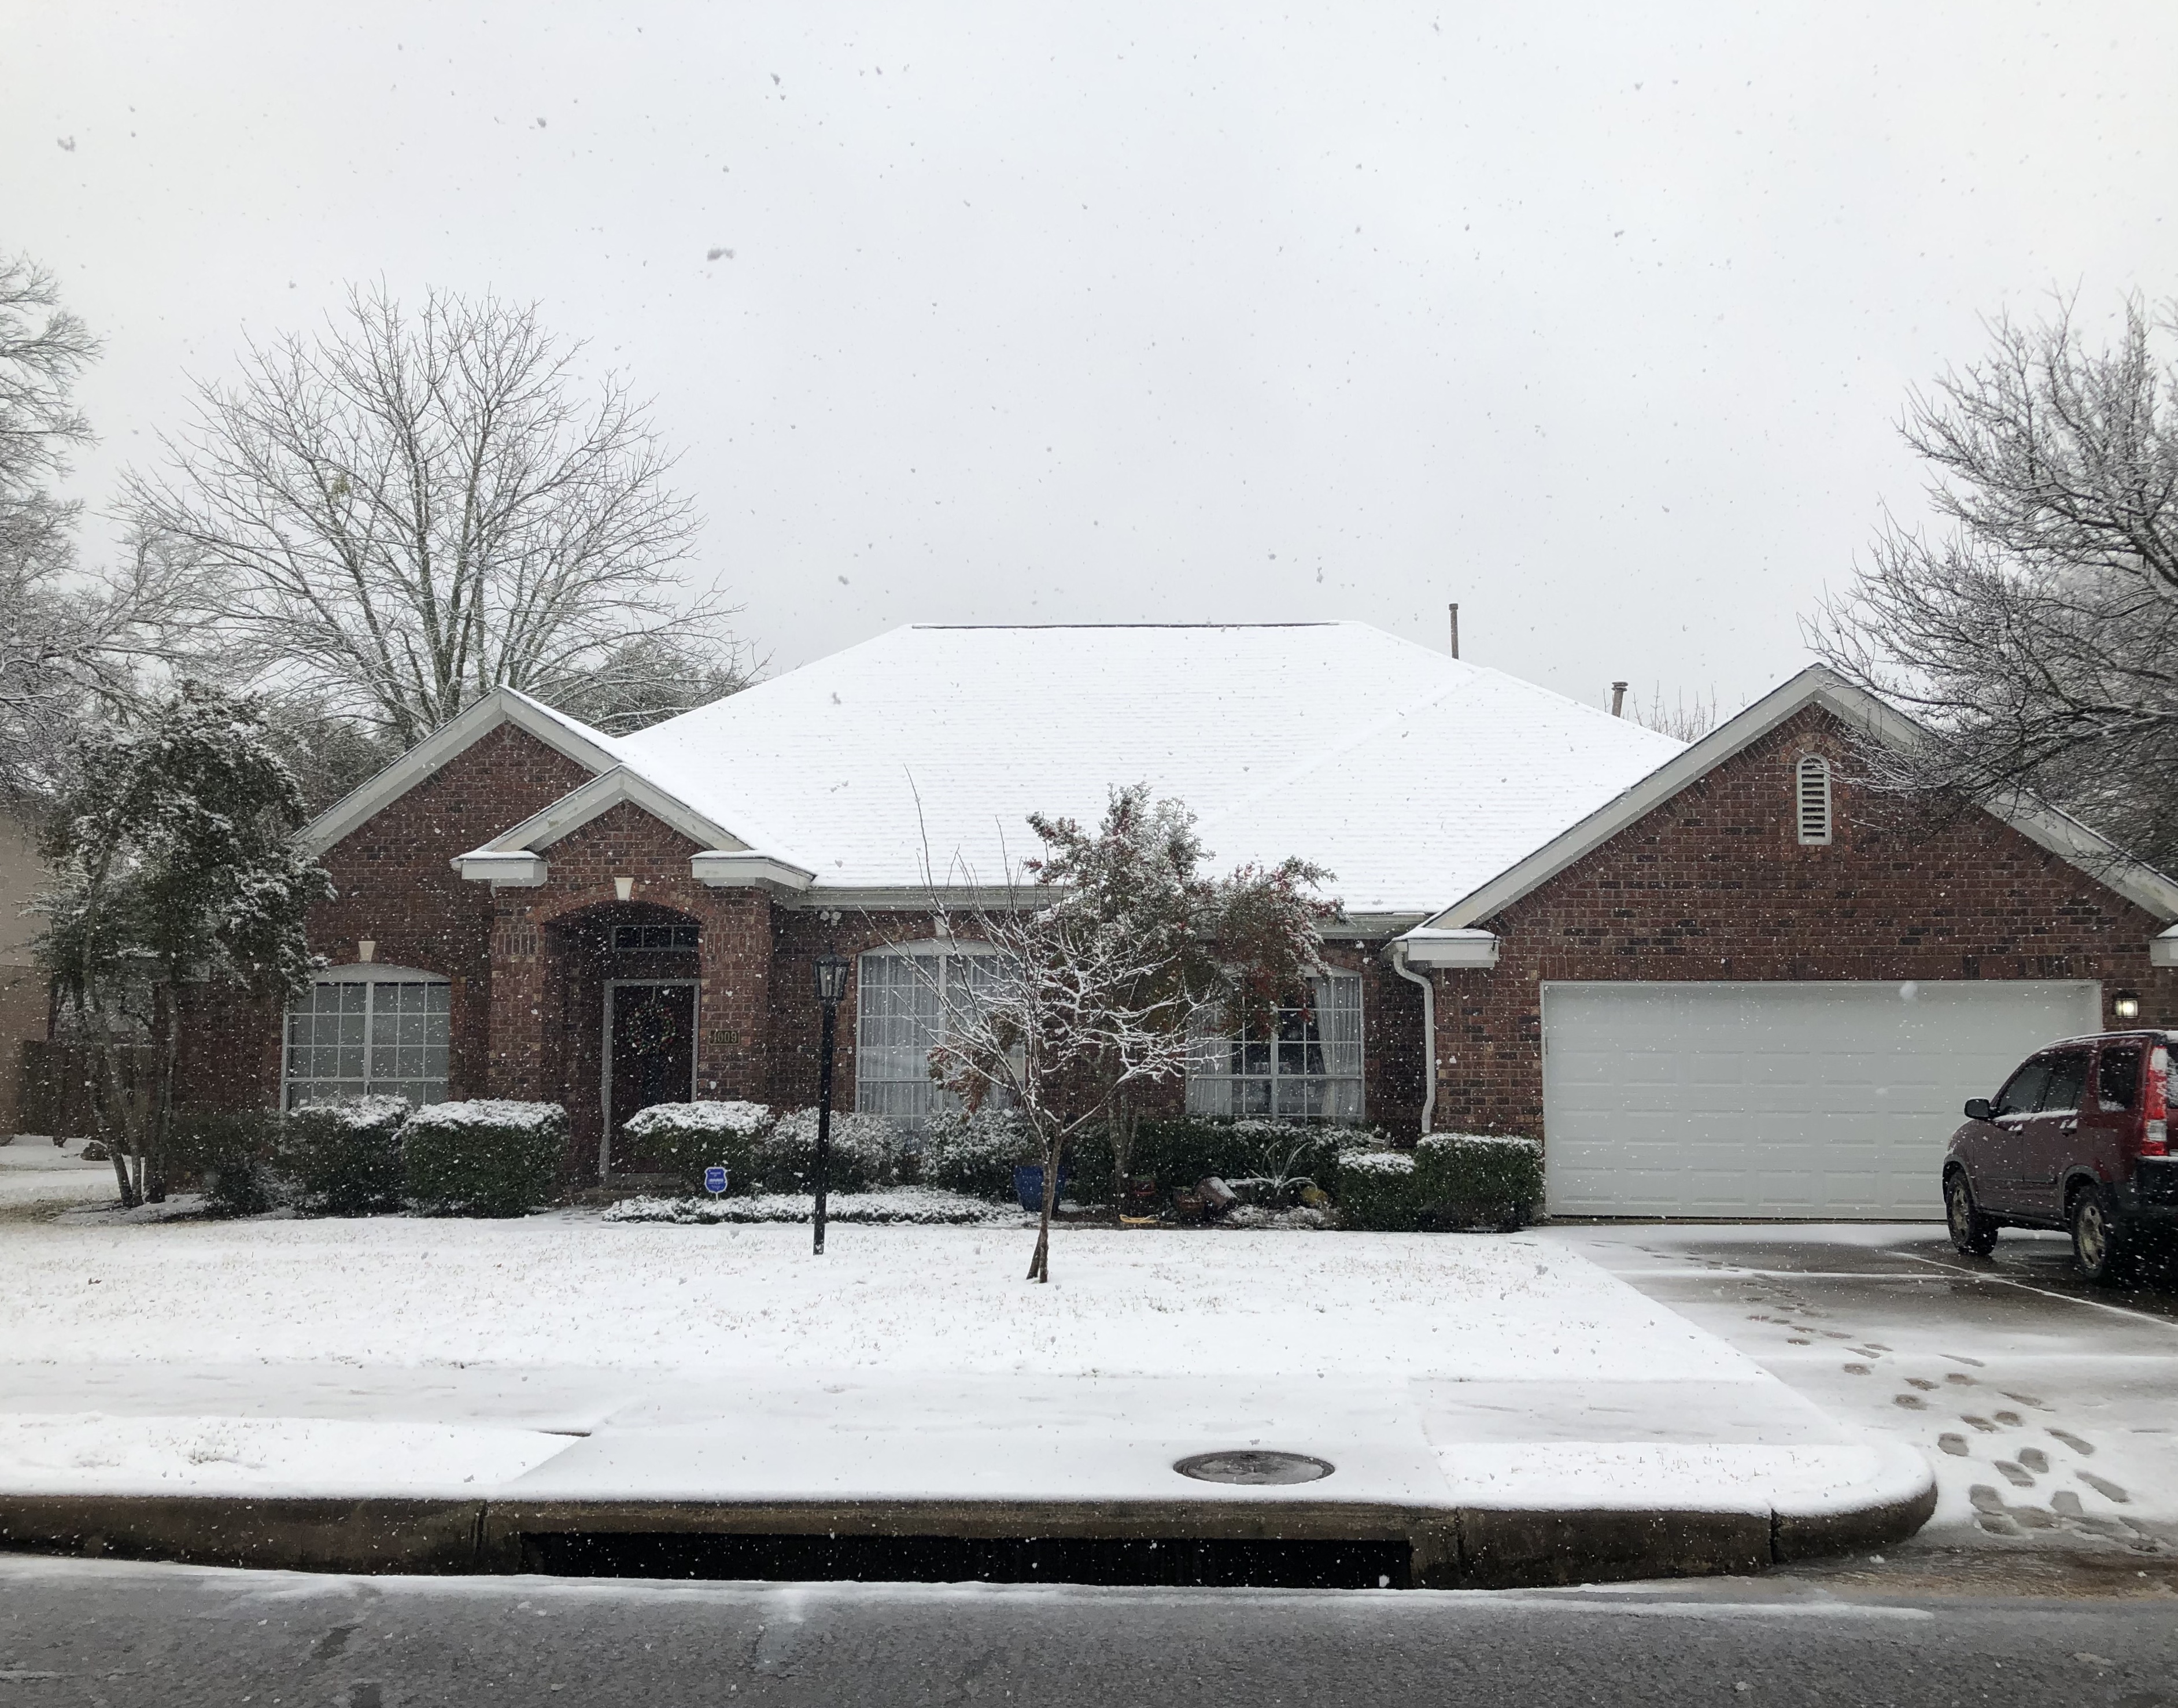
[0,1472,1937,1588]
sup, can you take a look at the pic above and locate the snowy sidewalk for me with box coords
[0,1215,1927,1557]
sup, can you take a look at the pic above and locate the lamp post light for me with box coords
[812,951,852,1255]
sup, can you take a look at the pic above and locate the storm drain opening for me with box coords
[518,1530,1411,1589]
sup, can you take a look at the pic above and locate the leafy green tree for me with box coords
[39,685,328,1205]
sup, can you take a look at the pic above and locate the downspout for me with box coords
[1390,940,1436,1137]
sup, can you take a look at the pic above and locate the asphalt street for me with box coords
[5,1553,2178,1708]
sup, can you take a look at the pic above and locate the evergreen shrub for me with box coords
[756,1108,900,1193]
[1123,1117,1383,1204]
[166,1110,283,1215]
[1413,1134,1544,1230]
[619,1100,774,1194]
[402,1099,567,1215]
[280,1096,411,1214]
[1335,1149,1425,1230]
[911,1109,1036,1199]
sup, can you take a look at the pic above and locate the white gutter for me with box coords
[1389,939,1436,1137]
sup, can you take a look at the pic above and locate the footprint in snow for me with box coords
[1944,1372,1975,1385]
[1893,1393,1928,1410]
[1904,1377,1939,1391]
[1937,1433,1970,1456]
[2048,1428,2095,1456]
[1842,1362,1870,1375]
[2080,1472,2131,1504]
[2018,1447,2049,1473]
[1995,1461,2035,1487]
[1960,1414,1998,1432]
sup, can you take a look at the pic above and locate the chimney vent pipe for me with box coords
[1448,602,1460,659]
[1610,681,1628,718]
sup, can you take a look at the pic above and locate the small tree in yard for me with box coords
[1024,784,1338,1205]
[918,785,1337,1281]
[38,685,328,1206]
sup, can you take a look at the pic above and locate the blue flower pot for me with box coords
[1013,1164,1070,1211]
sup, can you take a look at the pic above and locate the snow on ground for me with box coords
[0,1213,1918,1515]
[0,1136,116,1218]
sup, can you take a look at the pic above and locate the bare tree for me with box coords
[1811,294,2178,864]
[922,881,1201,1283]
[1630,686,1719,744]
[127,286,750,748]
[0,253,187,797]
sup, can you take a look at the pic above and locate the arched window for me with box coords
[283,964,451,1109]
[1795,755,1833,846]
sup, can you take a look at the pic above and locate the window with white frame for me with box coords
[855,945,1005,1126]
[1795,755,1833,846]
[1187,973,1364,1121]
[283,968,451,1109]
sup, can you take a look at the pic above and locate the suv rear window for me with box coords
[2098,1046,2143,1112]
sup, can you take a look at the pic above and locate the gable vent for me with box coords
[1795,755,1833,846]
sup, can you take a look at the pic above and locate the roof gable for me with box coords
[300,689,626,856]
[1420,665,2178,930]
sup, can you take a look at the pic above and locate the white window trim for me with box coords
[1795,755,1833,846]
[855,941,1005,1126]
[1187,972,1367,1123]
[282,969,452,1111]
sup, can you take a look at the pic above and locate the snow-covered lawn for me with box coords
[0,1136,116,1218]
[0,1212,1922,1518]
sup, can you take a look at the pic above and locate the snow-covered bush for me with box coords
[605,1186,1014,1226]
[1335,1148,1424,1231]
[280,1096,411,1215]
[618,1100,773,1195]
[1118,1118,1384,1206]
[750,1108,900,1193]
[165,1110,282,1216]
[1414,1133,1544,1230]
[401,1100,567,1216]
[911,1109,1036,1199]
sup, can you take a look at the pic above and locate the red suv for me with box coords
[1944,1030,2178,1282]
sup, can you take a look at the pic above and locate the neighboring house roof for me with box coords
[1416,664,2178,932]
[603,623,1687,915]
[300,688,627,856]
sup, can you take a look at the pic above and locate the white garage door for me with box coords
[1541,980,2103,1219]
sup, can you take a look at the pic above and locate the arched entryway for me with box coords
[543,901,704,1181]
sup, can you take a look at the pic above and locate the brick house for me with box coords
[179,622,2178,1219]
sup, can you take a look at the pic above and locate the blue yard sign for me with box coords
[704,1165,729,1196]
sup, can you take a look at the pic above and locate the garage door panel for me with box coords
[1541,980,2101,1219]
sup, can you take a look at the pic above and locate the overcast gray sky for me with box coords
[8,2,2176,715]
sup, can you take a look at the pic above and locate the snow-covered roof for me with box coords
[603,622,1685,916]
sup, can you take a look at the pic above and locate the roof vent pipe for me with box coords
[1448,603,1460,659]
[1610,681,1627,718]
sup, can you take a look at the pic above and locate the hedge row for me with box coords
[168,1099,569,1218]
[1334,1134,1545,1231]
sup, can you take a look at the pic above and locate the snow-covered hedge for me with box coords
[605,1187,1014,1226]
[1414,1133,1543,1230]
[280,1095,411,1215]
[619,1100,774,1194]
[755,1108,901,1194]
[910,1109,1036,1199]
[1334,1148,1423,1231]
[1091,1118,1385,1207]
[402,1100,567,1216]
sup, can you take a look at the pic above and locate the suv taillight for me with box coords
[2149,1046,2171,1155]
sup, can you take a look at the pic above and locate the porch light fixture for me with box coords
[810,951,852,1255]
[2114,990,2142,1022]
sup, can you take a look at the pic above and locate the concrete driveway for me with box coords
[1546,1221,2178,1563]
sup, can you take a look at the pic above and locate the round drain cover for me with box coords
[1173,1450,1335,1485]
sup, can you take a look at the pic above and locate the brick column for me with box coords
[486,896,547,1099]
[693,889,775,1101]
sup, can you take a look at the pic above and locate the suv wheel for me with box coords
[1944,1170,1998,1257]
[2069,1186,2133,1286]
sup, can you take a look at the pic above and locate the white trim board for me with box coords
[1421,665,2178,931]
[301,688,624,856]
[466,766,751,860]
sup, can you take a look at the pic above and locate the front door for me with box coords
[607,982,696,1172]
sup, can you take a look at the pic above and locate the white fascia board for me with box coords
[691,851,817,892]
[454,852,547,887]
[480,766,748,858]
[1426,665,2178,930]
[313,962,449,983]
[1394,927,1501,968]
[2153,926,2178,968]
[300,689,623,856]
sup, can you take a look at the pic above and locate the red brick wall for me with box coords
[1429,705,2178,1140]
[177,720,599,1112]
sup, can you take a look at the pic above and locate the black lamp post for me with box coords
[812,951,852,1255]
